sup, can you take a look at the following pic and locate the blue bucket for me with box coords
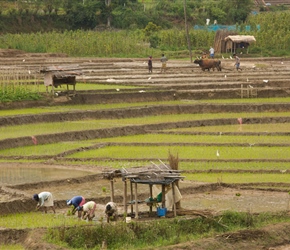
[157,207,167,217]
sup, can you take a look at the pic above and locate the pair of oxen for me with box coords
[194,58,222,71]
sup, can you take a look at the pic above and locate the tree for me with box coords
[220,0,254,23]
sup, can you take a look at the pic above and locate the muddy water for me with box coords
[0,166,93,185]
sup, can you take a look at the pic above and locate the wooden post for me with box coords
[110,179,114,202]
[130,181,133,215]
[134,182,139,219]
[149,184,153,214]
[172,182,177,217]
[161,184,166,208]
[123,179,128,217]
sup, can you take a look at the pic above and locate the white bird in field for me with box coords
[28,70,31,74]
[263,80,269,83]
[224,75,227,78]
[281,62,284,64]
[222,55,225,59]
[22,59,25,62]
[247,78,249,82]
[248,85,253,88]
[216,150,220,157]
[116,89,120,92]
[148,77,151,80]
[139,90,145,93]
[280,170,287,173]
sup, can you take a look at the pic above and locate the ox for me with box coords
[194,59,222,71]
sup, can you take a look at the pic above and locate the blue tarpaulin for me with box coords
[194,24,260,32]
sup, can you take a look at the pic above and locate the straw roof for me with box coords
[103,161,184,185]
[224,35,256,43]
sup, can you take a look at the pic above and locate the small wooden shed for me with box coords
[104,161,184,219]
[40,65,82,96]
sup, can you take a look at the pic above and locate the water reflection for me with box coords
[0,166,93,185]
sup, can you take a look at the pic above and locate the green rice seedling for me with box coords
[0,101,184,116]
[0,100,183,117]
[0,142,94,156]
[68,145,290,160]
[0,212,87,229]
[87,133,290,145]
[1,112,290,141]
[175,123,290,133]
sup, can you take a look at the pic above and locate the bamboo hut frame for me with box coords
[40,65,82,97]
[103,162,184,220]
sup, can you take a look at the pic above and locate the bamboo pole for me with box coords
[134,182,139,219]
[172,182,176,217]
[110,179,114,202]
[123,179,128,217]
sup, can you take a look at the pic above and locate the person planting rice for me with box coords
[105,201,118,223]
[33,191,55,213]
[66,196,86,216]
[77,201,97,221]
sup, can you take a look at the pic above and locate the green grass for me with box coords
[46,211,290,250]
[0,212,87,229]
[184,172,290,184]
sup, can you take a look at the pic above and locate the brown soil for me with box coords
[1,51,290,249]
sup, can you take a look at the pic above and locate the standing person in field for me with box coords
[33,191,55,213]
[160,54,168,73]
[66,196,86,216]
[105,201,118,223]
[148,56,153,73]
[233,53,242,71]
[77,201,97,221]
[209,46,215,59]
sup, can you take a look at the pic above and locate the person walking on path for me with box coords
[209,47,215,59]
[67,196,86,216]
[233,53,242,71]
[148,56,153,73]
[33,191,55,213]
[77,201,97,221]
[160,54,168,73]
[105,201,118,223]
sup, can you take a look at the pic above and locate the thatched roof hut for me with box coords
[213,30,256,54]
[224,35,256,54]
